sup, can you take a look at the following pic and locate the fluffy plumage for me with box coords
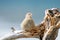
[21,12,35,31]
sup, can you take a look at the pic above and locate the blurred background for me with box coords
[0,0,60,40]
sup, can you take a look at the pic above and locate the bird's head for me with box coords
[25,12,32,18]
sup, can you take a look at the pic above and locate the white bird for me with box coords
[21,12,35,31]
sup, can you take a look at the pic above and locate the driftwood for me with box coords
[0,22,60,40]
[0,8,60,40]
[0,29,40,40]
[42,21,60,40]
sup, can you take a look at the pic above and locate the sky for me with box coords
[0,0,60,40]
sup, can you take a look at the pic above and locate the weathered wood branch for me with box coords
[42,21,60,40]
[0,22,60,40]
[0,30,39,40]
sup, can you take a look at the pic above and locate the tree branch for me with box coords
[0,30,39,40]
